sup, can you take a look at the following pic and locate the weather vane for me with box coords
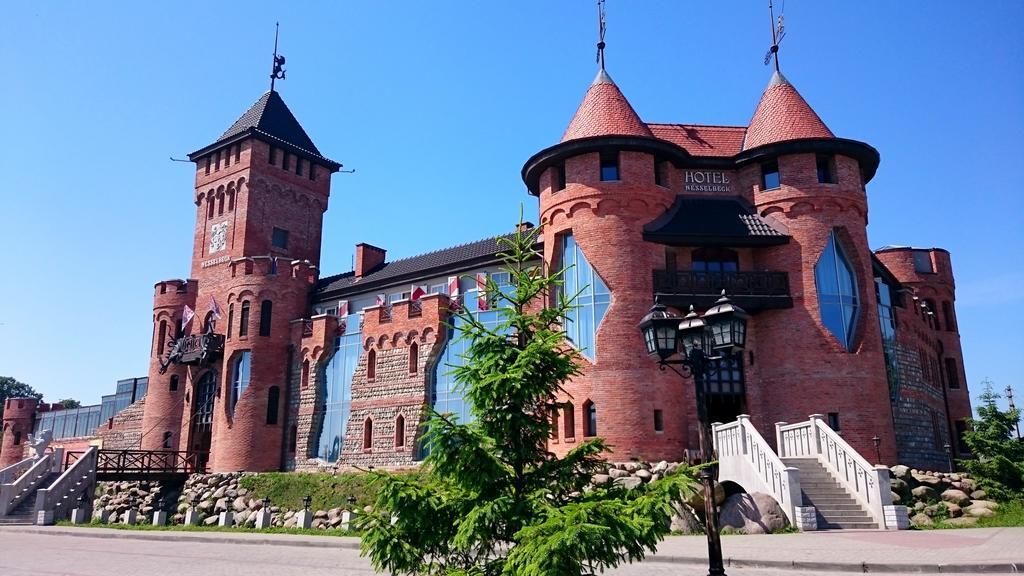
[270,22,286,91]
[763,0,786,72]
[596,0,607,70]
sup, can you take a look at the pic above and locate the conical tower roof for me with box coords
[743,71,833,151]
[561,69,653,142]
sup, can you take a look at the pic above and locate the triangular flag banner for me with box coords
[181,305,195,328]
[210,296,223,320]
[338,300,349,317]
[447,276,461,311]
[476,272,489,311]
[375,293,387,307]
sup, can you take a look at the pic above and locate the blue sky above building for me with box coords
[0,1,1021,411]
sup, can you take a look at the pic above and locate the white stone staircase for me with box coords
[713,414,909,531]
[0,446,98,526]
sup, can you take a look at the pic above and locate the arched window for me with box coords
[227,304,234,339]
[367,349,376,380]
[239,301,250,336]
[207,197,215,219]
[583,400,597,437]
[266,386,280,425]
[169,374,179,392]
[13,431,21,445]
[558,233,611,360]
[157,320,167,356]
[814,230,859,351]
[563,402,575,439]
[230,351,252,416]
[550,408,559,439]
[942,301,955,332]
[217,194,224,215]
[301,360,310,389]
[925,299,940,330]
[227,190,235,212]
[162,431,173,449]
[395,414,405,448]
[363,418,373,450]
[409,342,418,374]
[259,300,273,337]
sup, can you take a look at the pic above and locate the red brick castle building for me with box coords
[2,36,973,476]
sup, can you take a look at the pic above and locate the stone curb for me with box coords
[5,527,1021,573]
[644,553,1023,573]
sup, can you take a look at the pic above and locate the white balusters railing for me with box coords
[34,446,97,525]
[0,457,34,485]
[712,414,803,524]
[0,451,56,516]
[777,414,896,529]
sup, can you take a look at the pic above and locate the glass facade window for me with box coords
[230,351,252,416]
[875,279,896,342]
[272,227,289,249]
[558,234,611,361]
[692,248,739,273]
[814,230,859,351]
[316,315,362,463]
[703,357,744,395]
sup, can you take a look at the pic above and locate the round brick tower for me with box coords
[140,279,196,452]
[1,397,39,467]
[522,67,690,461]
[743,71,898,462]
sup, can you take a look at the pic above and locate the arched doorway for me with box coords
[703,357,747,425]
[190,371,217,471]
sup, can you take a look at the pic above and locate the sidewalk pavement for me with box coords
[3,525,1022,573]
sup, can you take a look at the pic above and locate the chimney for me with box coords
[516,221,535,233]
[355,243,386,278]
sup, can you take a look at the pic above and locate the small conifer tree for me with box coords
[360,220,697,575]
[959,383,1024,501]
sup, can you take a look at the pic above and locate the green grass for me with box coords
[237,469,424,512]
[56,519,359,537]
[913,499,1024,529]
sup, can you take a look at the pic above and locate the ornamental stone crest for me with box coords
[209,222,228,253]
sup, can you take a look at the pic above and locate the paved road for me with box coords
[0,529,1011,576]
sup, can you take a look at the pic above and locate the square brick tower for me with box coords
[140,89,341,472]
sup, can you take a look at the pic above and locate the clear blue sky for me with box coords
[1,2,1021,414]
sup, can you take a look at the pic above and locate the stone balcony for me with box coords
[652,269,792,312]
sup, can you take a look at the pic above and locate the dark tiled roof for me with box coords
[643,196,790,246]
[316,232,533,297]
[189,90,340,168]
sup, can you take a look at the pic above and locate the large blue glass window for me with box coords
[316,314,362,462]
[559,234,611,360]
[814,231,859,351]
[430,276,510,425]
[230,351,252,416]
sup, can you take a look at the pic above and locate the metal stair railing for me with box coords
[0,449,61,516]
[712,414,803,524]
[777,414,903,529]
[33,446,97,525]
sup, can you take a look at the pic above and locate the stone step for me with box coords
[819,521,878,530]
[813,504,865,512]
[818,512,875,522]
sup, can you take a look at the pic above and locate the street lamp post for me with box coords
[639,291,749,576]
[943,443,954,473]
[872,435,882,464]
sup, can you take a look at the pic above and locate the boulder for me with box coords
[232,497,248,512]
[959,478,977,492]
[969,500,999,511]
[203,515,219,526]
[891,465,910,479]
[718,492,789,534]
[911,486,937,501]
[608,468,629,479]
[214,498,228,513]
[212,486,226,499]
[970,490,988,500]
[592,474,611,486]
[941,489,971,507]
[890,491,901,504]
[614,477,642,490]
[635,469,653,482]
[910,513,933,526]
[668,502,703,534]
[923,504,941,518]
[941,502,962,518]
[890,478,908,495]
[966,506,996,518]
[652,461,669,474]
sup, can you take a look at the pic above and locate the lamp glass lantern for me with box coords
[677,305,708,356]
[701,291,749,353]
[638,302,680,361]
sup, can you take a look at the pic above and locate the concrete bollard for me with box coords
[296,509,312,530]
[122,509,138,525]
[36,510,54,526]
[255,509,272,529]
[96,508,111,523]
[152,510,168,526]
[184,508,200,526]
[218,510,233,527]
[70,507,90,524]
[341,510,357,531]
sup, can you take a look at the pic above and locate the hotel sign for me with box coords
[684,170,732,193]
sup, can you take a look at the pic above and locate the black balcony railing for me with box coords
[653,270,790,298]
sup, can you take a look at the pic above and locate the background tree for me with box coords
[0,376,43,419]
[360,221,698,576]
[959,382,1024,501]
[57,398,82,409]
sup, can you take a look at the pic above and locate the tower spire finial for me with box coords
[763,0,786,73]
[270,22,286,91]
[596,0,607,70]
